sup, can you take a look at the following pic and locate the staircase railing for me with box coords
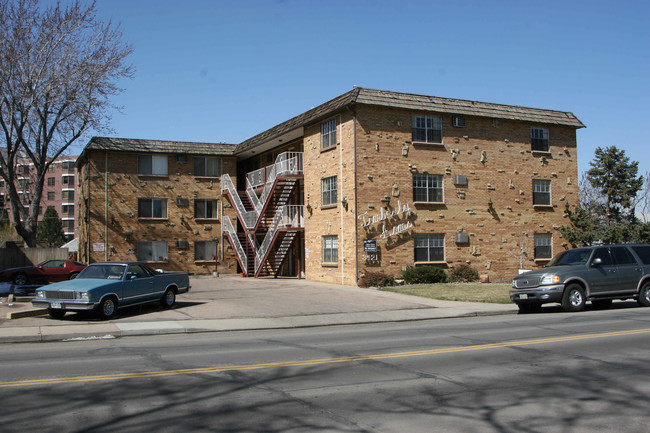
[255,205,304,274]
[221,174,258,229]
[222,152,303,230]
[222,216,247,272]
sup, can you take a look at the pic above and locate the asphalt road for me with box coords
[2,306,650,433]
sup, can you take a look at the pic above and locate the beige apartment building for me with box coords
[76,88,584,284]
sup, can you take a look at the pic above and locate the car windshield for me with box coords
[77,264,126,280]
[546,249,592,267]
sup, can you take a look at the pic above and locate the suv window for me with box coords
[632,246,650,265]
[611,247,638,265]
[592,248,614,266]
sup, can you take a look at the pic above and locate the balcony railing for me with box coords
[255,205,304,274]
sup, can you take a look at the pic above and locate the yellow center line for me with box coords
[2,328,649,388]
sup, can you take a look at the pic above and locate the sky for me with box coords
[64,0,649,178]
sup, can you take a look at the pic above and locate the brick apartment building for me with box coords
[76,88,584,284]
[1,154,79,241]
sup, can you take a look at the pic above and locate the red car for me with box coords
[0,259,86,286]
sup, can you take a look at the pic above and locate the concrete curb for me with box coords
[6,308,48,320]
[0,308,517,344]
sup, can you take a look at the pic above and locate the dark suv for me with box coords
[511,244,650,312]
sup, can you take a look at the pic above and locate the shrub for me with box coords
[359,271,395,288]
[400,266,447,284]
[449,264,480,283]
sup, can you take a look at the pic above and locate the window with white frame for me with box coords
[414,233,445,262]
[534,233,552,259]
[321,118,337,150]
[322,235,338,264]
[195,241,217,261]
[138,154,168,175]
[412,115,442,144]
[194,199,218,219]
[61,204,74,216]
[62,174,74,185]
[138,198,168,218]
[322,176,337,206]
[531,127,549,152]
[413,174,444,203]
[137,241,168,262]
[61,161,75,170]
[61,190,74,200]
[62,219,75,231]
[194,157,219,177]
[532,179,551,205]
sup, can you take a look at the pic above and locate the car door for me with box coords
[122,264,155,305]
[39,259,67,282]
[585,247,618,296]
[610,246,642,294]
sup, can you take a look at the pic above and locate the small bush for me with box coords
[449,264,480,283]
[400,266,447,284]
[359,271,395,288]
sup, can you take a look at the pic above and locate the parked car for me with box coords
[511,244,650,312]
[31,262,190,320]
[0,259,86,286]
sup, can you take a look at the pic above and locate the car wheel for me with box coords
[160,288,176,308]
[69,272,79,280]
[48,309,66,319]
[638,283,650,307]
[561,284,586,312]
[97,296,117,320]
[12,273,28,286]
[517,303,542,314]
[591,299,613,309]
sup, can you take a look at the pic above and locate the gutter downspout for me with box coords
[105,152,108,261]
[347,105,359,286]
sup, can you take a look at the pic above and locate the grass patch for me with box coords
[382,282,512,304]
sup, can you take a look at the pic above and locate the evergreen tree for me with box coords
[36,206,66,247]
[560,146,644,246]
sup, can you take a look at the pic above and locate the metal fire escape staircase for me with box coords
[221,152,304,277]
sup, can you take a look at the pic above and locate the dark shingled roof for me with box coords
[237,87,585,153]
[77,137,236,164]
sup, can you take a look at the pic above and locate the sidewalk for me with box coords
[0,276,517,343]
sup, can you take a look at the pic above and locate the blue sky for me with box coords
[71,0,649,177]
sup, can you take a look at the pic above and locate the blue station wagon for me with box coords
[32,262,190,319]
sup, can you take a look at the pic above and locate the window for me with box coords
[62,175,74,185]
[138,198,168,218]
[532,179,551,205]
[61,161,75,170]
[610,247,637,265]
[322,235,338,264]
[138,154,168,175]
[137,241,168,262]
[592,248,613,266]
[62,190,74,200]
[47,177,55,186]
[61,204,74,215]
[17,178,30,190]
[534,233,552,259]
[194,157,219,177]
[194,199,218,219]
[195,241,217,261]
[452,116,466,127]
[321,118,337,150]
[412,115,442,143]
[47,191,55,201]
[126,263,152,279]
[62,219,74,230]
[632,246,650,265]
[531,127,549,152]
[414,233,445,262]
[413,174,444,203]
[322,176,337,206]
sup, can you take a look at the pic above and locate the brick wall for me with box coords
[77,151,238,275]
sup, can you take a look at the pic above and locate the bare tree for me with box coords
[0,0,133,246]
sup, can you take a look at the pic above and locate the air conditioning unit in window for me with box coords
[176,197,189,206]
[454,175,468,186]
[176,240,189,249]
[455,232,469,244]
